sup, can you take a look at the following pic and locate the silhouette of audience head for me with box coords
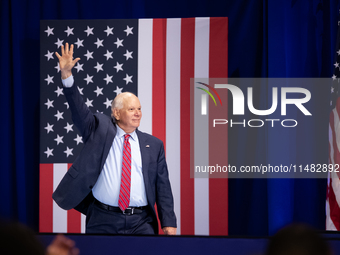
[0,220,45,255]
[266,223,332,255]
[0,219,79,255]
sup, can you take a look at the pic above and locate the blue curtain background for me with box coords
[0,0,339,235]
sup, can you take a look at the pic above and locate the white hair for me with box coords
[111,92,136,118]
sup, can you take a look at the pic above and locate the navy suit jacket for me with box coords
[52,84,177,233]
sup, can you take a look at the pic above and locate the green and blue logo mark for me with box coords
[196,82,222,115]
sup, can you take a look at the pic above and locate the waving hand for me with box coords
[55,43,80,79]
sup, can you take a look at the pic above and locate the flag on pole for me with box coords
[326,11,340,230]
[40,17,228,235]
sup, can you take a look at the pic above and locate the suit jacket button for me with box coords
[89,185,93,189]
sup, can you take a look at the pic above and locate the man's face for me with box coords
[115,95,142,133]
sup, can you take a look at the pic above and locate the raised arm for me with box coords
[55,43,94,141]
[55,43,80,79]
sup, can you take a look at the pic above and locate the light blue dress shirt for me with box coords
[62,75,148,207]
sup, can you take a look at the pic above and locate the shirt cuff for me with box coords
[62,75,74,88]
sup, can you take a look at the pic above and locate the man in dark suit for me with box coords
[52,43,177,235]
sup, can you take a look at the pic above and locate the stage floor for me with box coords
[38,232,340,255]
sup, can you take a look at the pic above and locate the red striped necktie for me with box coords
[118,134,131,211]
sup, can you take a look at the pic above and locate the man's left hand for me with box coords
[162,227,177,235]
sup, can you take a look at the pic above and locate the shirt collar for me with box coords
[116,125,137,141]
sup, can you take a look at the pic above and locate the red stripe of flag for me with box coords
[152,18,167,234]
[181,18,195,235]
[67,163,81,233]
[152,19,167,144]
[39,163,53,232]
[209,17,228,235]
[328,177,340,230]
[329,108,340,230]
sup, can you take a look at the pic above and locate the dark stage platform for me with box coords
[38,232,340,255]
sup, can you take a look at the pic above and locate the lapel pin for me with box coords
[146,145,150,147]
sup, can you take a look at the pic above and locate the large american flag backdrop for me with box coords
[39,17,228,235]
